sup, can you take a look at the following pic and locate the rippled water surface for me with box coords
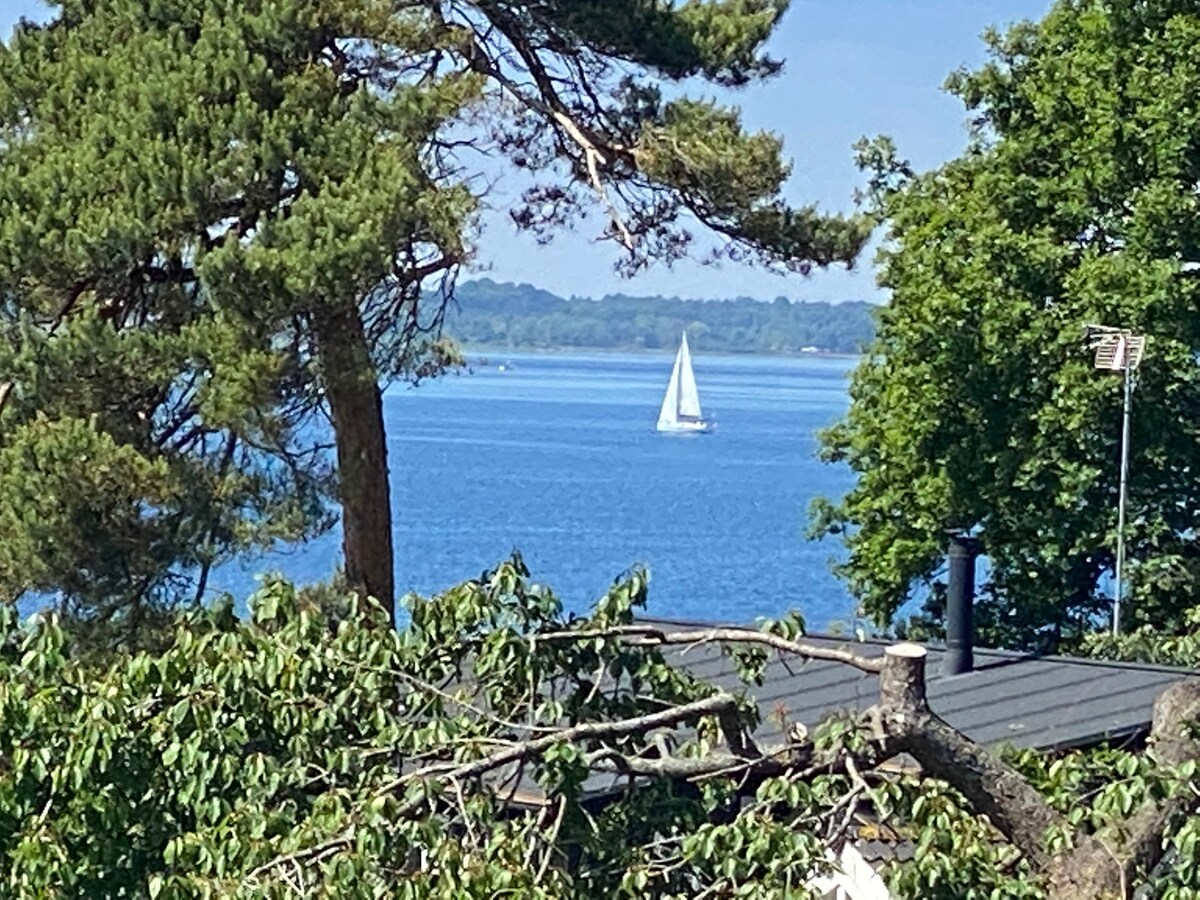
[216,351,860,628]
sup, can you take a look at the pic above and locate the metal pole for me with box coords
[944,533,979,677]
[1113,358,1134,636]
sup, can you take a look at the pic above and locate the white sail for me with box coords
[656,332,710,432]
[676,332,703,420]
[657,342,683,428]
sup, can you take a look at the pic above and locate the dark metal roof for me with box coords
[478,618,1200,809]
[641,617,1200,752]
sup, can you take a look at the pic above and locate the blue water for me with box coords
[213,351,860,629]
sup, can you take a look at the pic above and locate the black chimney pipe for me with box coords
[944,532,980,677]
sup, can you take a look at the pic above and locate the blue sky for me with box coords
[2,0,1052,302]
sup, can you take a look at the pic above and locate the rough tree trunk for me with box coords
[1043,680,1200,899]
[313,300,395,625]
[877,645,1063,870]
[874,644,1200,899]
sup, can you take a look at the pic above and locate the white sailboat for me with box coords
[656,332,712,433]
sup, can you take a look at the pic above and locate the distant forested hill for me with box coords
[443,279,876,354]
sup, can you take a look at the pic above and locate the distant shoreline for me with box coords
[459,343,861,361]
[445,280,875,356]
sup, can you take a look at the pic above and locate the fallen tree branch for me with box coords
[588,742,798,783]
[1045,681,1200,898]
[247,833,354,882]
[873,643,1064,868]
[249,634,1200,900]
[870,643,1200,899]
[530,624,884,674]
[385,691,746,814]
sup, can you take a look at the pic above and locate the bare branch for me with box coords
[589,743,799,783]
[386,692,745,812]
[392,250,463,289]
[530,624,885,674]
[247,834,354,882]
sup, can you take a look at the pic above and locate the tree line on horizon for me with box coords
[443,278,877,354]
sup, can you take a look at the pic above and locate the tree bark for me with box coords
[876,645,1065,869]
[312,300,395,625]
[871,644,1200,900]
[1043,681,1200,899]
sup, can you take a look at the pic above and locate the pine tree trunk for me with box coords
[312,301,395,625]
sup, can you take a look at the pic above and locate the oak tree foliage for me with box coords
[815,0,1200,649]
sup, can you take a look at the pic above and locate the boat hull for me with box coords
[656,419,713,434]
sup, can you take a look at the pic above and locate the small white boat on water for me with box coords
[656,332,712,433]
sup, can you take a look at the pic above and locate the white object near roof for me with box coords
[809,843,893,900]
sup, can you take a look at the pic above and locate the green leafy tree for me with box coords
[2,559,1197,898]
[0,0,869,638]
[814,1,1200,649]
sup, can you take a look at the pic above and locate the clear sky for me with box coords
[2,0,1053,302]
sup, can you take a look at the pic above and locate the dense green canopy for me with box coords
[3,562,1199,898]
[444,279,876,354]
[816,0,1200,649]
[7,1,1200,896]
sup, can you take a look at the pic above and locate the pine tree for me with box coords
[0,0,869,638]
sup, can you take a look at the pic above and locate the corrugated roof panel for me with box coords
[995,678,1185,749]
[638,617,1200,753]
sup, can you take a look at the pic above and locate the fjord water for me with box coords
[216,352,859,629]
